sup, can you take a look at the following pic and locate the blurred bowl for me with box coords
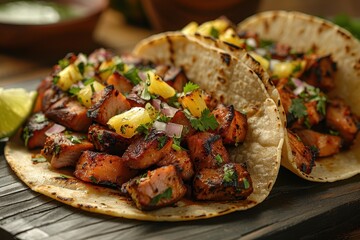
[0,0,109,60]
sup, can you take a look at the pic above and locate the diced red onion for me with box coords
[152,99,161,111]
[138,71,148,81]
[45,124,66,136]
[161,103,179,118]
[153,121,167,132]
[292,78,307,95]
[165,122,183,138]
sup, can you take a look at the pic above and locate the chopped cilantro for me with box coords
[69,86,81,95]
[52,75,60,85]
[158,135,168,149]
[136,123,151,137]
[299,86,327,115]
[31,155,47,163]
[22,126,31,147]
[83,78,95,86]
[243,178,250,189]
[59,174,71,179]
[289,98,308,119]
[215,154,224,166]
[259,39,274,48]
[188,109,219,131]
[124,68,142,85]
[210,27,219,38]
[54,145,61,155]
[329,129,340,136]
[33,113,46,123]
[58,59,70,69]
[150,187,172,205]
[292,63,302,75]
[222,164,238,186]
[115,62,125,72]
[120,125,127,134]
[66,135,83,144]
[89,176,98,183]
[77,62,85,75]
[183,82,199,94]
[157,115,171,123]
[167,94,181,108]
[171,137,182,151]
[97,133,104,144]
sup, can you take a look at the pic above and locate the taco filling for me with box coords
[21,49,254,210]
[182,17,360,175]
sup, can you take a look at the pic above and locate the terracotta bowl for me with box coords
[0,0,109,60]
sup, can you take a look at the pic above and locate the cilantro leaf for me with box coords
[188,109,219,131]
[58,59,70,69]
[289,98,308,119]
[69,86,81,95]
[124,68,142,85]
[210,27,219,38]
[183,82,199,94]
[150,187,172,205]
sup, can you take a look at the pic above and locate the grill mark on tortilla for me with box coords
[224,41,240,51]
[78,203,98,209]
[57,195,74,202]
[220,52,231,66]
[264,19,270,33]
[166,35,175,65]
[336,29,352,40]
[217,77,226,84]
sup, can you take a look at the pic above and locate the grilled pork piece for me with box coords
[164,67,189,93]
[287,130,317,174]
[276,83,296,116]
[122,130,173,169]
[45,96,91,132]
[88,124,131,155]
[193,163,253,201]
[75,151,138,187]
[106,72,134,95]
[33,77,52,113]
[302,55,336,92]
[41,133,94,169]
[212,104,248,145]
[124,165,187,210]
[87,85,131,126]
[326,98,359,146]
[157,149,194,181]
[41,86,65,112]
[291,101,324,129]
[186,132,230,171]
[294,129,342,157]
[22,112,55,149]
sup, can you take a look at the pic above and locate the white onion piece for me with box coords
[255,48,267,56]
[153,121,167,132]
[246,38,257,48]
[165,122,183,138]
[161,103,179,117]
[45,124,66,137]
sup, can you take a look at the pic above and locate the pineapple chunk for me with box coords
[180,89,207,117]
[219,28,245,47]
[147,71,176,99]
[272,60,306,78]
[99,60,115,82]
[249,52,270,71]
[107,107,152,138]
[56,64,82,91]
[77,81,105,107]
[197,19,229,37]
[182,21,198,35]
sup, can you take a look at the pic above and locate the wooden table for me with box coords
[1,8,360,240]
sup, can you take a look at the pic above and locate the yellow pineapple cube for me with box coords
[77,81,105,107]
[56,64,82,91]
[147,71,176,99]
[180,89,207,117]
[107,107,152,138]
[272,60,306,78]
[182,21,198,35]
[99,60,115,82]
[219,28,245,47]
[249,52,270,71]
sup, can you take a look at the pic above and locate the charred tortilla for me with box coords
[5,35,283,221]
[237,11,360,182]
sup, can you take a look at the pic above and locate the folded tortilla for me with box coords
[5,34,283,221]
[237,11,360,182]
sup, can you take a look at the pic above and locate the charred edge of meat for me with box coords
[203,135,221,155]
[87,85,115,119]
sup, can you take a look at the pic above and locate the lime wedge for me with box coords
[0,88,37,139]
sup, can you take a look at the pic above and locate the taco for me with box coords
[179,11,360,182]
[5,34,283,221]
